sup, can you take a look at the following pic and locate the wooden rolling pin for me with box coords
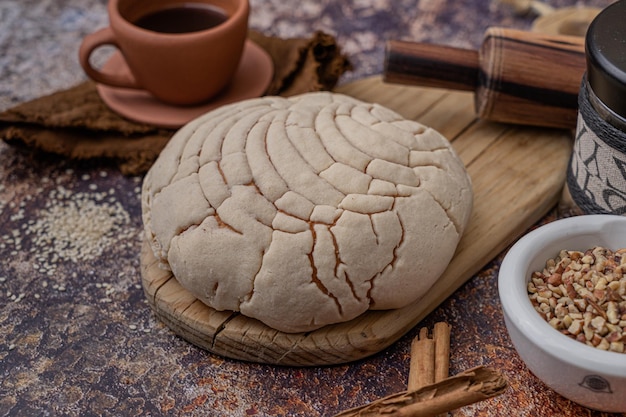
[384,27,586,129]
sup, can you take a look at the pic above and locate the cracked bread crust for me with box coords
[141,92,473,333]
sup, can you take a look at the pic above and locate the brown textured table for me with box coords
[1,0,623,416]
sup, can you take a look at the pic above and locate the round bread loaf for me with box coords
[142,92,472,333]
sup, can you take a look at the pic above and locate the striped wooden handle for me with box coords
[384,41,479,92]
[384,27,586,129]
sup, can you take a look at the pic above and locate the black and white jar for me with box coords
[568,0,626,215]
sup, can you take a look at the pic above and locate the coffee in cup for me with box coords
[132,3,228,34]
[79,0,249,105]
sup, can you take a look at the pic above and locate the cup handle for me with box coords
[78,27,140,89]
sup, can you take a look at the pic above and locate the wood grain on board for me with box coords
[140,76,573,366]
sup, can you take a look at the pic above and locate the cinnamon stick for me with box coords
[433,322,451,383]
[408,322,451,390]
[408,327,435,390]
[333,366,508,417]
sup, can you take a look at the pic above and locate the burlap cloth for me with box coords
[0,30,351,175]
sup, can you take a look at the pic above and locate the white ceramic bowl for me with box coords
[498,214,626,412]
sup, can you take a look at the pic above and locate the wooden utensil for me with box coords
[384,27,585,129]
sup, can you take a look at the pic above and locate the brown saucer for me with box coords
[97,40,274,129]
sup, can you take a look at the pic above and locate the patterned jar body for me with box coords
[568,0,626,215]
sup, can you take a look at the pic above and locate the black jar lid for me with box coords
[586,0,626,120]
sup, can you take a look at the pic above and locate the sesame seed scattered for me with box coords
[22,187,133,269]
[3,172,144,305]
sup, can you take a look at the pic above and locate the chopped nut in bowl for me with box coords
[498,214,626,413]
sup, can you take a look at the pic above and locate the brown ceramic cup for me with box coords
[79,0,249,105]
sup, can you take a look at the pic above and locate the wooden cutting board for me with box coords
[140,76,573,366]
